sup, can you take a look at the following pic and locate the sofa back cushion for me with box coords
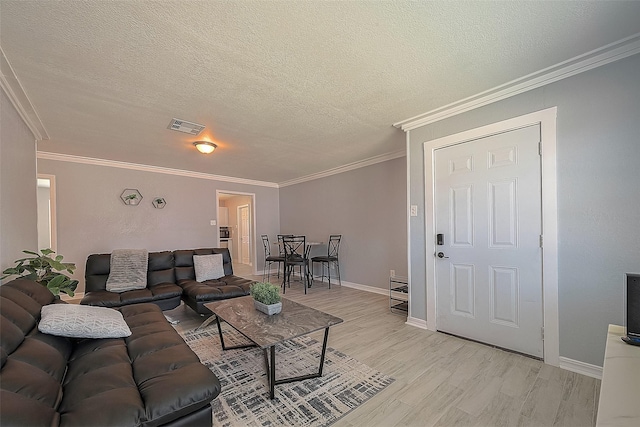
[85,251,175,292]
[1,278,73,426]
[174,248,233,282]
[1,279,55,360]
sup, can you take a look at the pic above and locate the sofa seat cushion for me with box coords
[56,303,220,426]
[121,303,221,426]
[1,331,73,424]
[2,278,221,427]
[178,276,253,302]
[60,337,146,426]
[81,283,182,308]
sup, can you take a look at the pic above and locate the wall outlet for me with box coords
[410,205,418,216]
[210,220,216,226]
[390,269,395,277]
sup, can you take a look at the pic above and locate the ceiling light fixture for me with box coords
[193,141,217,154]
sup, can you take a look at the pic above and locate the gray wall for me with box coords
[407,54,640,366]
[1,90,38,278]
[37,158,280,293]
[279,157,407,290]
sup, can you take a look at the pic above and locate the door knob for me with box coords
[437,252,449,259]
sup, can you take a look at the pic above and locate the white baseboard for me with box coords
[257,271,389,297]
[406,316,429,330]
[558,356,602,379]
[338,280,388,296]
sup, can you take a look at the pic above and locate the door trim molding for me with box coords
[237,204,251,265]
[36,174,57,252]
[216,191,257,275]
[422,107,559,366]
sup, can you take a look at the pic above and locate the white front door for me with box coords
[434,124,543,357]
[239,205,251,265]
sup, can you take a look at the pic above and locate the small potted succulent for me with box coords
[250,282,282,315]
[124,193,139,205]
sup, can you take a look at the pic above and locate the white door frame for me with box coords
[37,173,57,252]
[215,190,257,275]
[237,204,251,265]
[423,107,559,366]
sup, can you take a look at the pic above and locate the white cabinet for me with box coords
[596,325,640,426]
[218,207,229,226]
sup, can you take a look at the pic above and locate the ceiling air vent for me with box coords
[168,118,205,135]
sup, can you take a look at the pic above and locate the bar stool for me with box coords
[261,235,284,283]
[282,235,311,294]
[311,235,341,288]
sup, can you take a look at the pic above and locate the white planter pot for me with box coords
[254,300,282,315]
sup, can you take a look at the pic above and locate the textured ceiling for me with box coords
[2,1,640,184]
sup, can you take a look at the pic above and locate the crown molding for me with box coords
[36,151,279,188]
[394,33,640,132]
[278,150,406,187]
[0,46,49,141]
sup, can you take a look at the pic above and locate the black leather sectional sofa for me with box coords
[0,278,221,426]
[82,248,255,315]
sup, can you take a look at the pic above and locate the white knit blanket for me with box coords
[106,249,148,293]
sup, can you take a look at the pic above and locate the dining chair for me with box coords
[277,234,294,283]
[281,235,311,294]
[261,235,285,283]
[311,234,342,288]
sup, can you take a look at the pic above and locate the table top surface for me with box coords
[272,241,323,245]
[204,296,343,348]
[596,324,640,426]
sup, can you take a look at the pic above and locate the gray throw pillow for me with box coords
[106,249,148,293]
[39,304,132,338]
[193,254,225,282]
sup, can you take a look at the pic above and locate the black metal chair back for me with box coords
[261,234,271,257]
[283,235,306,261]
[277,234,292,257]
[327,235,341,258]
[310,234,342,288]
[281,235,310,294]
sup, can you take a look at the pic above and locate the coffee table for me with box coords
[204,296,343,399]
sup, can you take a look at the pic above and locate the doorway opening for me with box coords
[36,174,57,251]
[216,191,256,277]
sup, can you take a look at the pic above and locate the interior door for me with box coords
[239,205,251,265]
[434,124,543,357]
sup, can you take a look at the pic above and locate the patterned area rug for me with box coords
[179,326,394,426]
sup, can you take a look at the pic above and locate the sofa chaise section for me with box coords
[174,248,255,315]
[0,278,220,427]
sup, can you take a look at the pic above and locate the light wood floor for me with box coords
[166,277,600,427]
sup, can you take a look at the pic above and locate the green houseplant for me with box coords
[1,249,78,297]
[250,282,282,315]
[124,193,139,205]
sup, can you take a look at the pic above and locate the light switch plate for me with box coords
[210,220,216,226]
[410,205,418,216]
